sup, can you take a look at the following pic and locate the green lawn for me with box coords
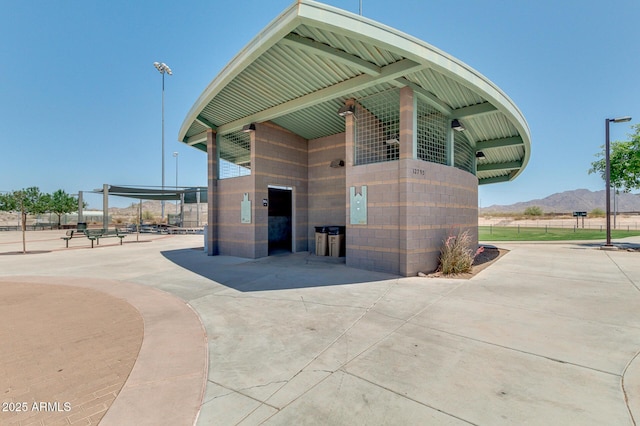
[479,225,640,241]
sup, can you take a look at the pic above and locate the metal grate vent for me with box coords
[416,100,447,165]
[218,131,251,179]
[354,89,400,165]
[454,132,475,174]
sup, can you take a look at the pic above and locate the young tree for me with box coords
[589,124,640,192]
[49,189,79,229]
[0,187,50,253]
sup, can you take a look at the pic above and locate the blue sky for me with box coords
[1,0,639,209]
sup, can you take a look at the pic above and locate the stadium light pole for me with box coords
[604,116,631,248]
[153,61,172,221]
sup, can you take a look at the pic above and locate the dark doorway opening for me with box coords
[268,188,292,255]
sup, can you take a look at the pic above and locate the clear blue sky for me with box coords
[2,0,639,209]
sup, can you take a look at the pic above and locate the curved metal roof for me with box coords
[178,0,531,184]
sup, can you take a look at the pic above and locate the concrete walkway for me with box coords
[0,230,639,425]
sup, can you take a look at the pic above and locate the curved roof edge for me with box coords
[178,0,531,183]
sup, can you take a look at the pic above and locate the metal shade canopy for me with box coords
[96,186,207,203]
[179,0,531,185]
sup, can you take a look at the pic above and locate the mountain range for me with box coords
[481,189,640,214]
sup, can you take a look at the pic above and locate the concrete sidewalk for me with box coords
[0,230,639,425]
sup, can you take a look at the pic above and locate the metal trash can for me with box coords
[327,226,345,257]
[315,226,328,256]
[77,222,87,231]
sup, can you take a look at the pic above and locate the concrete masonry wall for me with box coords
[307,133,346,253]
[253,123,309,256]
[346,159,478,276]
[217,176,256,258]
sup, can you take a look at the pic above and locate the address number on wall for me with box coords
[412,168,425,176]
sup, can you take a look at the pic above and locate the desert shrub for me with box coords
[439,230,478,275]
[590,208,605,217]
[523,206,543,216]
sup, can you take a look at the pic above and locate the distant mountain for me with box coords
[481,189,640,214]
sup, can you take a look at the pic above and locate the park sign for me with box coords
[573,211,587,228]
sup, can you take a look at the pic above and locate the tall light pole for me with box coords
[153,61,172,221]
[604,116,631,247]
[173,151,179,214]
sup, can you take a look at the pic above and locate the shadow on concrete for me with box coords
[0,250,51,256]
[575,241,640,251]
[161,249,399,292]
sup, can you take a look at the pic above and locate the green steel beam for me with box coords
[478,174,512,185]
[195,115,217,130]
[475,136,523,150]
[451,102,497,119]
[395,77,452,115]
[185,130,208,146]
[280,33,381,76]
[216,58,424,135]
[477,161,523,172]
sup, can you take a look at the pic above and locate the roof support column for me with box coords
[206,129,218,255]
[398,86,416,276]
[344,99,356,167]
[399,86,416,160]
[447,123,455,167]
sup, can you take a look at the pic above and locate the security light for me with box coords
[451,119,465,132]
[337,105,355,117]
[242,123,256,132]
[476,151,486,159]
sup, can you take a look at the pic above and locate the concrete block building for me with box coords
[178,0,531,276]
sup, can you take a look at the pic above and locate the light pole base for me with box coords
[600,244,619,251]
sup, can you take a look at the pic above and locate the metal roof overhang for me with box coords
[99,186,207,203]
[178,0,531,184]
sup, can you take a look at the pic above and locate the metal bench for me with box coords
[61,230,83,248]
[83,229,126,248]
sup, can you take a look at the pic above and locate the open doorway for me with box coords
[268,187,292,255]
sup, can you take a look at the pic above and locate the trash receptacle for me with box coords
[77,222,87,231]
[327,226,345,257]
[315,226,328,256]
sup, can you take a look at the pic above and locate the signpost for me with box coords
[573,211,587,229]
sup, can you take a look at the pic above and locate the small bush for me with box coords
[590,208,605,217]
[439,230,478,275]
[524,206,543,216]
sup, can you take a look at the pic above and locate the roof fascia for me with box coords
[296,0,530,176]
[178,1,302,142]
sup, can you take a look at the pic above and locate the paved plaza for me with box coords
[0,230,639,425]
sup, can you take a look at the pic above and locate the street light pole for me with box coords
[153,61,172,221]
[604,116,631,248]
[173,151,179,215]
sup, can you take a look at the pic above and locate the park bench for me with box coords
[62,229,126,248]
[84,229,126,248]
[61,230,85,248]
